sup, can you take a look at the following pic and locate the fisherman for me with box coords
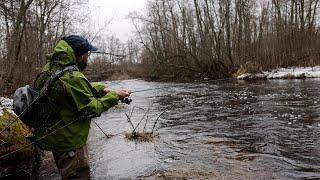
[34,35,130,179]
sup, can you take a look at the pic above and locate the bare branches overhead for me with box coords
[0,0,89,95]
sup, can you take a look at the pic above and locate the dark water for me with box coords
[87,79,320,179]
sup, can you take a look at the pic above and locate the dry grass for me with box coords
[233,61,263,77]
[125,132,154,142]
[283,73,294,80]
[108,72,131,81]
[123,105,172,143]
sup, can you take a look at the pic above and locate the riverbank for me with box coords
[237,66,320,80]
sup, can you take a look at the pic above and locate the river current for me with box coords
[83,79,320,179]
[35,79,320,179]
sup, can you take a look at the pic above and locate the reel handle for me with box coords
[121,98,132,105]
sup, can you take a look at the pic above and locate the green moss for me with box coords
[0,110,34,160]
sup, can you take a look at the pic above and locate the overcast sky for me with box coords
[89,0,147,42]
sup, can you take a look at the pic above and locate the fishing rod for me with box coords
[131,87,166,93]
[120,87,168,104]
[121,87,168,105]
[91,51,126,58]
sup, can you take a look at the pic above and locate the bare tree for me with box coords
[0,0,90,95]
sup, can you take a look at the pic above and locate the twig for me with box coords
[125,106,145,131]
[130,106,144,119]
[94,121,110,138]
[125,113,135,130]
[143,115,149,133]
[143,102,152,132]
[151,105,174,134]
[132,114,145,133]
[133,106,150,133]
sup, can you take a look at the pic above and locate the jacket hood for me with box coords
[44,40,77,71]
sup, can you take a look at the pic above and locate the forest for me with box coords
[1,0,320,96]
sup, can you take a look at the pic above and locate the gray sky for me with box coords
[89,0,147,42]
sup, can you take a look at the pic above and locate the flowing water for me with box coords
[85,79,320,179]
[34,79,320,179]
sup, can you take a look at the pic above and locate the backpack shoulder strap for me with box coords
[40,65,79,94]
[51,65,79,79]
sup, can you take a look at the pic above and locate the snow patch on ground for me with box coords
[0,97,13,116]
[237,66,320,80]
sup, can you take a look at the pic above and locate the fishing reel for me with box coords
[121,98,132,105]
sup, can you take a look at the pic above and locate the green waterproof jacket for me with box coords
[35,40,119,152]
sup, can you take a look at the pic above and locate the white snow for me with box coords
[237,66,320,80]
[0,97,13,116]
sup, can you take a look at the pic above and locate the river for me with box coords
[42,79,320,179]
